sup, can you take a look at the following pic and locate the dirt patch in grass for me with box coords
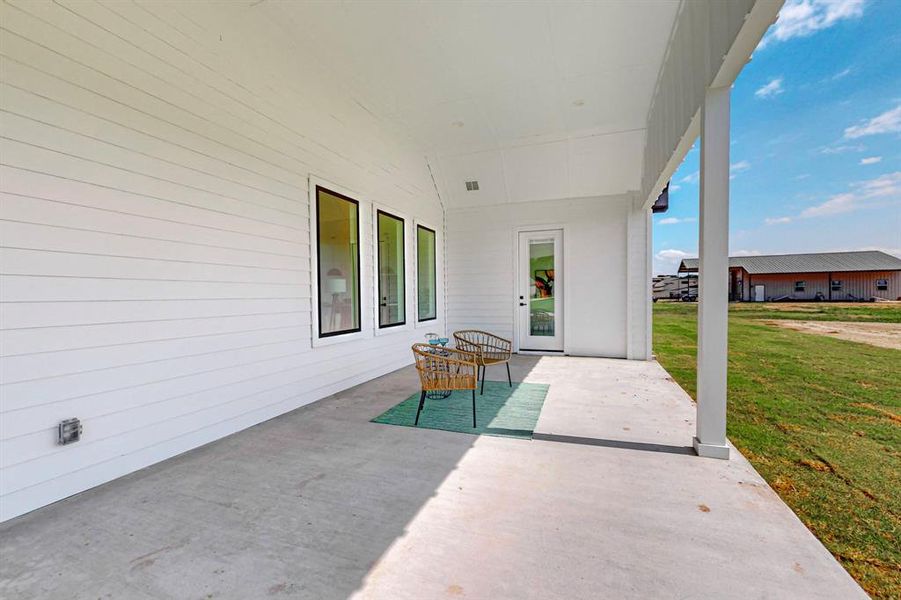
[764,319,901,350]
[799,458,833,473]
[850,403,901,425]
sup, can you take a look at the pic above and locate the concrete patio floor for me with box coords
[0,355,865,599]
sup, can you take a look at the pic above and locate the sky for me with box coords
[653,0,901,275]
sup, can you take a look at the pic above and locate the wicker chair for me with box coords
[411,343,480,427]
[453,330,513,394]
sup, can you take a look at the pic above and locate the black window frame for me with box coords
[315,185,362,339]
[831,280,843,291]
[376,209,406,329]
[416,224,438,323]
[794,281,806,292]
[875,279,888,291]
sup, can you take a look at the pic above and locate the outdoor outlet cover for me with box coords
[58,418,83,445]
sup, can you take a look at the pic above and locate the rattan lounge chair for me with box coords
[411,343,480,427]
[452,330,513,394]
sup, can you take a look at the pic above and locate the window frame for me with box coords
[875,278,888,291]
[375,208,407,330]
[310,178,371,348]
[415,222,439,325]
[831,280,843,291]
[794,281,806,292]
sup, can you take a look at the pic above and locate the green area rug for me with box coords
[372,381,549,439]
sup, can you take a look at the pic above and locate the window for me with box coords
[417,225,437,321]
[876,279,888,291]
[831,280,842,291]
[316,187,360,337]
[377,210,405,328]
[794,281,806,292]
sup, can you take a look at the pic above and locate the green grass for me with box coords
[729,301,901,323]
[653,302,900,598]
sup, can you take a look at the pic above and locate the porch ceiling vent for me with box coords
[465,180,479,191]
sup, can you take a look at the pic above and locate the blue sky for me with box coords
[653,0,901,274]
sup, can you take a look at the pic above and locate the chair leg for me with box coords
[414,390,426,426]
[506,362,512,387]
[472,389,477,428]
[480,365,486,395]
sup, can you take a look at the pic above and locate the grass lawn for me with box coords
[653,302,900,598]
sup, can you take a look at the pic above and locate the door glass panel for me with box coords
[529,240,555,336]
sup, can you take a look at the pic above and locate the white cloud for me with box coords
[844,105,901,138]
[765,173,900,223]
[730,161,751,179]
[860,156,882,165]
[825,67,852,81]
[762,0,865,46]
[820,143,865,154]
[658,217,697,225]
[679,171,700,184]
[669,184,682,192]
[732,250,763,257]
[803,192,862,217]
[731,160,751,173]
[654,249,694,275]
[795,173,811,180]
[755,77,784,99]
[854,171,901,196]
[801,171,901,217]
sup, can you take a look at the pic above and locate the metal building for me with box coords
[679,250,901,302]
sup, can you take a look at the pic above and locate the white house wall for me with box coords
[0,1,443,522]
[445,195,649,359]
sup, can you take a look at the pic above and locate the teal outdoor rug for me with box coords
[372,381,549,439]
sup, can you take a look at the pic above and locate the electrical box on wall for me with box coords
[58,418,82,445]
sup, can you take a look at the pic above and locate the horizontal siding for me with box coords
[446,196,631,357]
[0,0,443,521]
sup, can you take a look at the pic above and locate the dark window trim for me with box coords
[416,224,438,323]
[376,209,406,329]
[316,185,362,339]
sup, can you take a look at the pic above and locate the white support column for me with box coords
[694,85,731,460]
[626,196,653,361]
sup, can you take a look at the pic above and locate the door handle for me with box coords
[519,302,527,306]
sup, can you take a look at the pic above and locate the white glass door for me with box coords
[518,230,563,352]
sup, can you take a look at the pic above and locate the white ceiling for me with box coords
[266,1,680,207]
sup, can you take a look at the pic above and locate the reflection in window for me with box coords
[417,225,437,321]
[530,241,555,336]
[794,281,805,292]
[317,187,360,337]
[377,211,405,328]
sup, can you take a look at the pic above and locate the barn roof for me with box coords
[678,250,901,274]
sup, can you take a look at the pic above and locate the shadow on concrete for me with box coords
[0,355,546,600]
[532,433,696,456]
